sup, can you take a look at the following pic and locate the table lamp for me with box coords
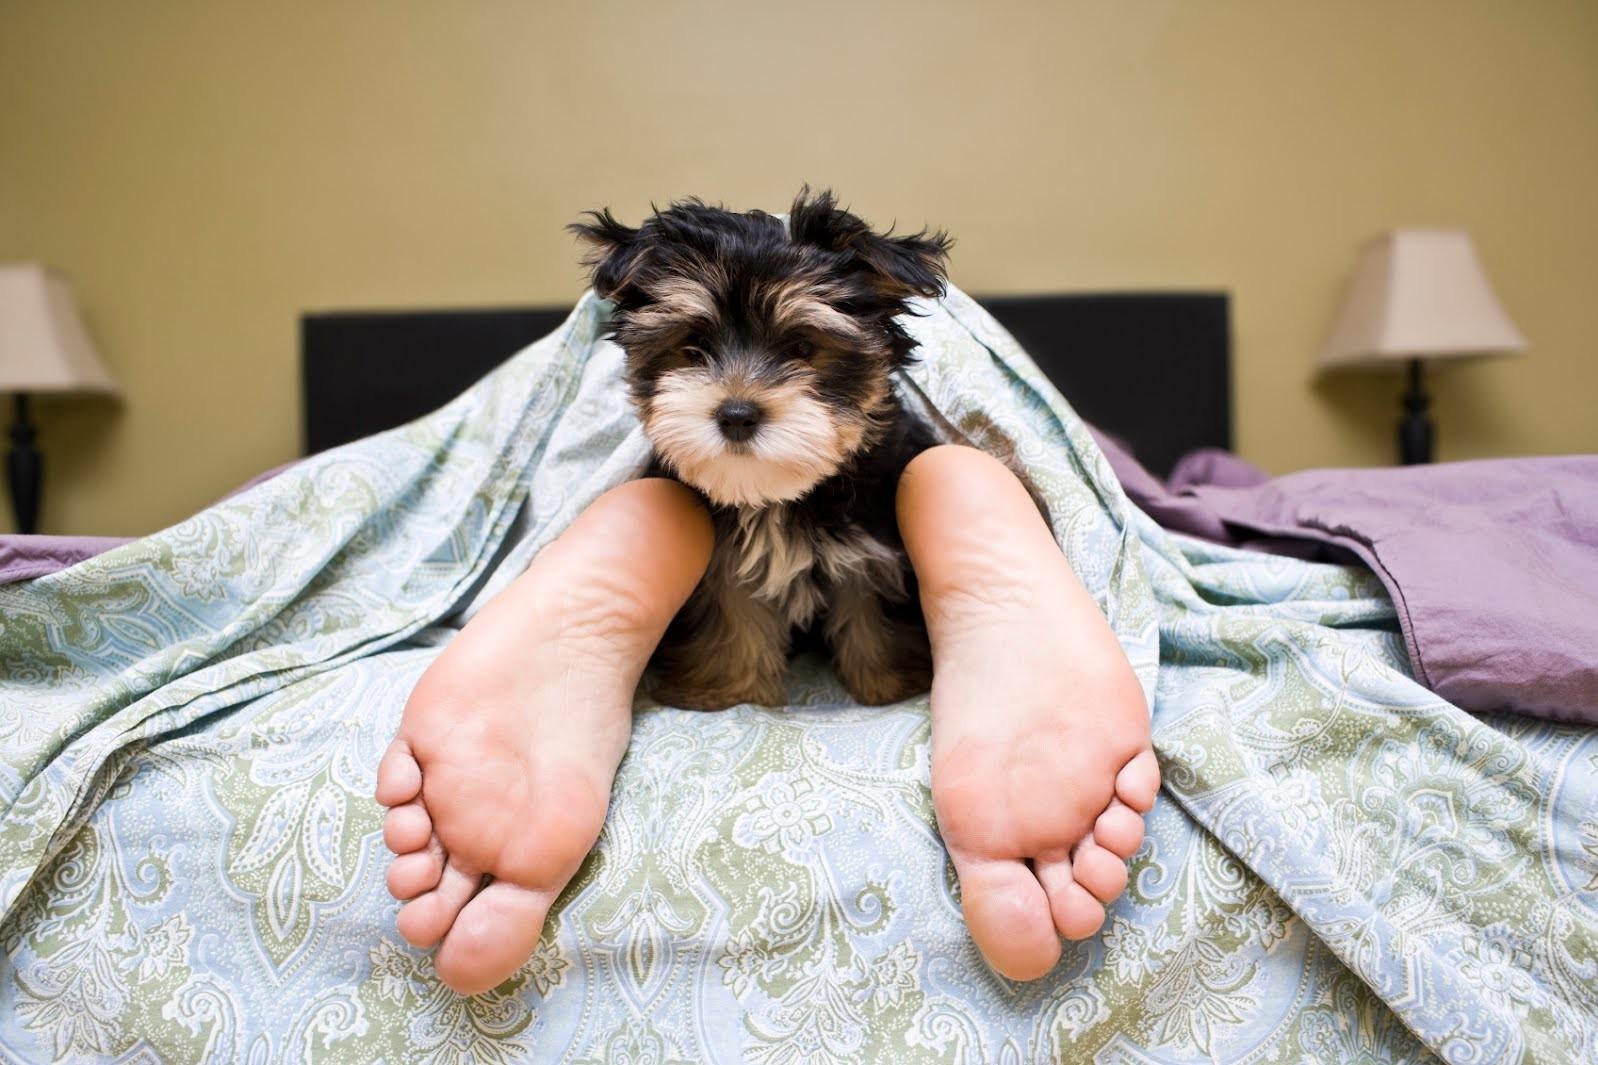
[1318,229,1526,465]
[0,263,121,534]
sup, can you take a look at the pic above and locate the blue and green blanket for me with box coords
[2,289,1594,1063]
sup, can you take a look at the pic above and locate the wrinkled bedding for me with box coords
[2,289,1595,1064]
[1096,436,1598,722]
[13,433,1595,727]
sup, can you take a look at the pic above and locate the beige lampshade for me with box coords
[0,263,121,395]
[1318,229,1527,371]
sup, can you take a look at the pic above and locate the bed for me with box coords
[2,288,1594,1064]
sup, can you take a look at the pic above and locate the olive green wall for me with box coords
[2,0,1595,535]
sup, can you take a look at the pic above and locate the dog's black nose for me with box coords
[715,400,762,443]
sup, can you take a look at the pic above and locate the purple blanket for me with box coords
[1094,433,1598,724]
[0,535,134,585]
[7,446,1595,723]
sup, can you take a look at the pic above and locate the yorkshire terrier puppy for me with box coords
[571,188,951,708]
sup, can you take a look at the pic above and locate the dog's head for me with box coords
[571,188,950,508]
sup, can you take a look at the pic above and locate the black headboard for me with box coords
[302,292,1229,476]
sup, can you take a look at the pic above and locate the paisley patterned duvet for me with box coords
[2,289,1594,1064]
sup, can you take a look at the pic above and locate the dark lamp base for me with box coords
[1398,358,1434,466]
[6,392,41,535]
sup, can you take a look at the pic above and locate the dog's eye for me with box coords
[785,339,816,359]
[681,334,708,360]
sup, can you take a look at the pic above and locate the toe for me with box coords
[1034,853,1106,939]
[383,800,433,854]
[1069,838,1128,904]
[1093,799,1146,860]
[375,739,423,807]
[436,880,557,995]
[387,839,445,900]
[952,856,1061,981]
[1115,749,1161,813]
[396,856,482,949]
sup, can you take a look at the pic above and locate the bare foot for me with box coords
[899,445,1160,981]
[375,479,712,994]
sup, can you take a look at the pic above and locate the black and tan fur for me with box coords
[571,188,950,708]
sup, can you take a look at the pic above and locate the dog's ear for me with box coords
[789,186,952,301]
[569,209,647,305]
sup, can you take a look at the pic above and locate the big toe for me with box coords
[435,879,557,996]
[954,856,1061,981]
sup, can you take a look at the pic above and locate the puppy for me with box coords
[571,189,952,709]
